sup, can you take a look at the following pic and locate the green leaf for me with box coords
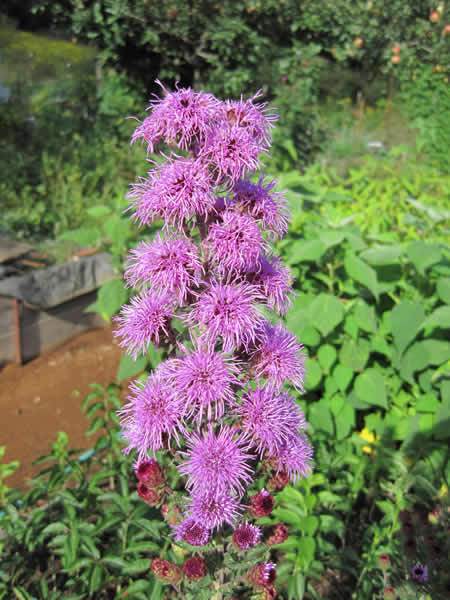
[297,325,321,346]
[360,244,403,266]
[123,559,151,575]
[305,359,322,390]
[88,565,103,595]
[333,364,353,392]
[288,239,326,264]
[437,278,450,304]
[308,294,344,337]
[317,344,337,373]
[86,205,111,219]
[334,403,355,440]
[59,227,99,247]
[300,515,319,536]
[125,580,152,595]
[420,306,450,332]
[288,573,305,600]
[339,339,370,372]
[318,230,344,249]
[297,536,316,568]
[354,368,387,408]
[391,301,425,356]
[88,279,127,321]
[407,241,441,275]
[116,353,147,383]
[308,401,333,435]
[344,253,379,301]
[400,340,450,383]
[102,556,127,570]
[353,301,377,333]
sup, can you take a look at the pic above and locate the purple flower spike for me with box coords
[174,517,211,547]
[206,210,265,275]
[250,322,305,391]
[232,522,261,550]
[132,82,219,151]
[237,388,306,455]
[252,255,292,315]
[200,125,262,184]
[125,236,202,301]
[188,281,263,352]
[220,92,277,147]
[189,489,241,529]
[169,349,240,423]
[119,375,185,458]
[233,177,289,239]
[271,434,313,482]
[179,426,254,495]
[129,157,215,228]
[114,290,174,358]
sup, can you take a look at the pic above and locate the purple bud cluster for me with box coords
[116,83,313,549]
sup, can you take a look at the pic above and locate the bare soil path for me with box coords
[0,327,122,488]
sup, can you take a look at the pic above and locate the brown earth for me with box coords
[0,327,122,488]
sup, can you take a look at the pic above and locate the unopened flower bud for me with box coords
[383,586,396,600]
[135,459,165,487]
[137,482,162,506]
[266,524,289,546]
[268,470,290,492]
[378,554,390,571]
[182,556,207,580]
[247,562,277,588]
[249,489,274,518]
[150,558,182,584]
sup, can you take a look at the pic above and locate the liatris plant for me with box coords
[115,81,313,598]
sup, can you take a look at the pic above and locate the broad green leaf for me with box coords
[297,536,316,568]
[59,227,99,247]
[334,403,355,440]
[317,344,337,373]
[116,353,147,383]
[437,278,450,304]
[123,559,151,575]
[420,306,450,332]
[297,324,321,346]
[300,516,319,536]
[288,573,305,600]
[360,244,403,266]
[400,340,450,383]
[333,364,353,392]
[88,565,103,595]
[434,398,450,440]
[354,368,388,408]
[353,301,377,333]
[407,241,442,275]
[308,401,333,435]
[339,339,370,372]
[391,301,425,356]
[344,253,379,301]
[308,294,344,337]
[415,393,440,413]
[318,230,344,249]
[88,279,127,321]
[288,239,326,264]
[86,205,111,219]
[305,358,322,390]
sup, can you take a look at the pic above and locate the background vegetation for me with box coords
[1,2,449,599]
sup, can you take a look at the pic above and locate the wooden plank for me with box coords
[0,235,31,263]
[0,291,107,365]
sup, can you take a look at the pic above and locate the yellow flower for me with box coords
[359,427,377,454]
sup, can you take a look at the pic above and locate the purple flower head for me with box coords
[179,426,254,495]
[205,210,265,275]
[188,489,241,529]
[232,522,261,550]
[250,322,305,391]
[237,387,306,455]
[220,92,277,147]
[232,177,288,239]
[169,349,240,423]
[271,433,313,482]
[174,517,211,546]
[125,236,202,301]
[114,290,174,358]
[129,157,215,228]
[411,563,428,583]
[251,255,292,315]
[200,125,262,184]
[119,375,185,458]
[132,82,219,151]
[188,281,263,352]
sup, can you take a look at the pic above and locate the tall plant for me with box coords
[115,82,313,598]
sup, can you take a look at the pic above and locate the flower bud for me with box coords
[182,556,207,580]
[383,586,396,600]
[249,489,274,518]
[150,558,182,584]
[135,459,165,487]
[137,482,162,506]
[378,554,390,571]
[266,523,289,546]
[267,470,290,492]
[247,562,277,588]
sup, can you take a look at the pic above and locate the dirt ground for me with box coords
[0,327,122,488]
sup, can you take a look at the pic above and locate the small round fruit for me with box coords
[392,44,401,54]
[354,37,364,48]
[391,55,401,64]
[430,10,440,23]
